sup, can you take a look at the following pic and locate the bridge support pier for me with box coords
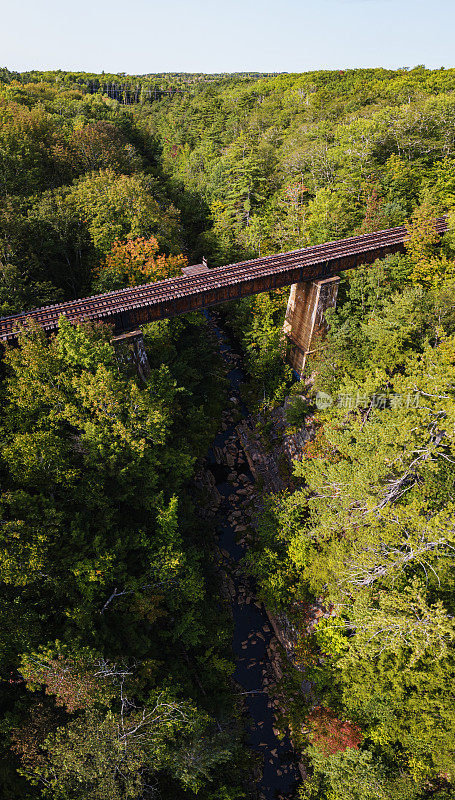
[112,330,151,383]
[283,276,340,378]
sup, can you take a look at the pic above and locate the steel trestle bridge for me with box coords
[0,218,448,343]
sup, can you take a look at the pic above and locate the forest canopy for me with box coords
[1,65,455,799]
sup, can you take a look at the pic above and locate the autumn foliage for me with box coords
[306,705,363,755]
[20,648,117,713]
[95,236,187,291]
[355,189,384,235]
[10,701,61,772]
[302,426,338,462]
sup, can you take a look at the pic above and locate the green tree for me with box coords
[68,168,182,256]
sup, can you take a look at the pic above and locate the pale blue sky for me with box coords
[2,0,454,74]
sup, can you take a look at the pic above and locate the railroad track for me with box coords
[0,217,448,342]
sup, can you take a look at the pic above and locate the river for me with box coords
[205,312,300,799]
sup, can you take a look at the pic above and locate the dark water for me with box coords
[206,313,300,799]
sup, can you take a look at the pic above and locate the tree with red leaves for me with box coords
[19,644,126,712]
[305,705,363,755]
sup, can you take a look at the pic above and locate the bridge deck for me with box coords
[0,218,448,342]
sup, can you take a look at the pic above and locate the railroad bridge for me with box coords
[0,218,448,377]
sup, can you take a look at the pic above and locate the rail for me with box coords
[0,217,448,343]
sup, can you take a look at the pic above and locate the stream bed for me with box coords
[205,313,300,799]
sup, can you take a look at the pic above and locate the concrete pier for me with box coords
[283,276,340,378]
[112,329,151,383]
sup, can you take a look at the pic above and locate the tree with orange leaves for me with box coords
[94,236,187,291]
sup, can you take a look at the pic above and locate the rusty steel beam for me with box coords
[0,217,448,343]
